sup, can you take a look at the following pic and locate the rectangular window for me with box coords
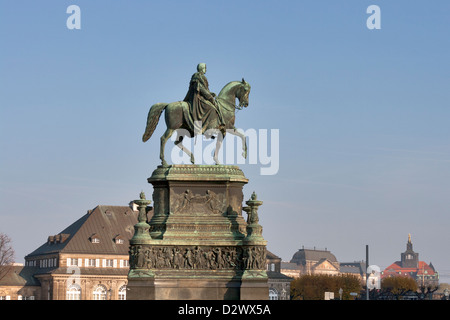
[105,259,114,267]
[86,259,96,267]
[67,258,79,266]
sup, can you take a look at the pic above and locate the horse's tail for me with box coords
[142,103,168,142]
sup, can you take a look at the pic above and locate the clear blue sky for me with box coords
[1,1,449,281]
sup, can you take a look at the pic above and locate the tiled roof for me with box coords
[267,271,293,280]
[0,266,40,286]
[290,248,337,264]
[281,262,300,270]
[33,267,129,277]
[340,261,366,275]
[340,265,361,274]
[266,250,281,260]
[382,261,436,276]
[26,205,140,258]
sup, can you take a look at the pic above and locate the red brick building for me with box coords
[381,234,439,287]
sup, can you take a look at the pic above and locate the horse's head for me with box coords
[217,79,251,110]
[237,78,251,108]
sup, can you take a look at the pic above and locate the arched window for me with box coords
[92,284,107,300]
[269,288,278,300]
[118,285,127,300]
[66,284,81,300]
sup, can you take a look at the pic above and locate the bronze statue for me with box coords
[183,63,225,128]
[143,64,251,166]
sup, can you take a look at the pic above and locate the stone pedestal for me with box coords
[127,165,268,300]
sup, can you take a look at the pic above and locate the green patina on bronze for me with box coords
[127,165,268,298]
[127,65,268,300]
[142,63,251,166]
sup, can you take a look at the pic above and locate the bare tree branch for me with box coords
[0,233,16,281]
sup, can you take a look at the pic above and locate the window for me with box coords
[105,259,114,267]
[119,260,129,268]
[118,286,127,300]
[67,258,82,267]
[86,259,96,267]
[116,239,124,244]
[66,284,81,300]
[269,288,278,300]
[90,234,100,243]
[92,285,107,300]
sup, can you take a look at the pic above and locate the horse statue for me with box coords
[142,79,251,166]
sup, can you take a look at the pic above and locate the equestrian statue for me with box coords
[142,63,251,166]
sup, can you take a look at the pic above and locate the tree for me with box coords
[380,276,418,299]
[291,274,362,300]
[0,233,15,281]
[418,283,439,300]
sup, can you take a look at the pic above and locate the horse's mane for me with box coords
[218,81,242,98]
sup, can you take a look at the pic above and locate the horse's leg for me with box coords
[213,131,224,165]
[174,131,195,164]
[229,127,247,159]
[160,128,174,166]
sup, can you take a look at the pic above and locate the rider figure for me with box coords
[183,63,225,129]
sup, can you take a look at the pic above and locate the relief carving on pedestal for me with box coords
[171,189,226,215]
[129,245,266,271]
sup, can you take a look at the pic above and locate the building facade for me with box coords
[281,247,340,278]
[1,205,138,300]
[266,251,292,300]
[1,203,290,300]
[381,234,439,287]
[0,265,40,300]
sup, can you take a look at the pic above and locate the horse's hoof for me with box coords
[161,160,169,167]
[242,152,247,159]
[190,156,195,164]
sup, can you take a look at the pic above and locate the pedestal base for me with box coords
[128,277,268,300]
[127,165,268,300]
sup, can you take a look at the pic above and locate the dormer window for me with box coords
[105,210,113,217]
[47,233,70,244]
[114,235,125,244]
[90,234,100,243]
